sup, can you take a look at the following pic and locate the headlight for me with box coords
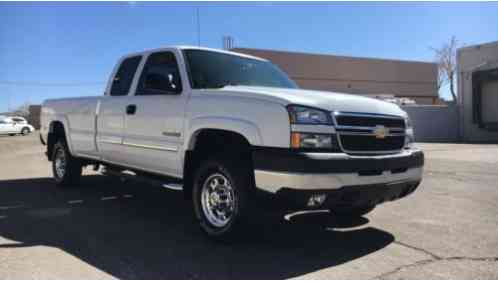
[291,132,333,149]
[405,115,414,147]
[287,105,331,125]
[287,105,338,150]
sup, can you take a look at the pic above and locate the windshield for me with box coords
[183,49,298,89]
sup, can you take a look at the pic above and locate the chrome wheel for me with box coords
[21,128,29,135]
[54,148,66,179]
[200,173,236,228]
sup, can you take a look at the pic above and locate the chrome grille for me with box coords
[333,112,406,154]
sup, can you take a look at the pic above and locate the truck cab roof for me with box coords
[121,46,268,62]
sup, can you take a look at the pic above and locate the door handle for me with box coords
[126,104,137,115]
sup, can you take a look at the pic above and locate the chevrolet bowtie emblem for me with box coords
[373,125,389,139]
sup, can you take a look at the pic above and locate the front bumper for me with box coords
[270,180,420,210]
[252,147,424,209]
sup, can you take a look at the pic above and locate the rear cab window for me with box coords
[110,56,142,96]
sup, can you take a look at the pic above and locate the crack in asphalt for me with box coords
[374,241,498,279]
[393,241,441,260]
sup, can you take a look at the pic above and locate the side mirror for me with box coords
[168,74,179,90]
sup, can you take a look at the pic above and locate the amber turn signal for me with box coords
[291,132,301,148]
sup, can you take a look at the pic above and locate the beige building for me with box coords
[457,41,498,142]
[232,48,439,105]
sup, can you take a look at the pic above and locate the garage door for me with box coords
[481,81,498,123]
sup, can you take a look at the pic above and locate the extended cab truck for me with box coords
[40,46,424,239]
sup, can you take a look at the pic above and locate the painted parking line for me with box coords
[101,196,118,201]
[123,194,134,198]
[0,204,25,210]
[283,210,329,221]
[68,200,84,204]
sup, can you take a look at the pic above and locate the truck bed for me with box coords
[41,96,103,157]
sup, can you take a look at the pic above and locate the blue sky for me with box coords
[1,2,498,112]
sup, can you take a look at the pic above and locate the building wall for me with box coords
[28,105,41,130]
[232,48,439,104]
[402,105,460,142]
[457,41,498,143]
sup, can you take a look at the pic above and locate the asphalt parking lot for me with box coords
[0,133,497,279]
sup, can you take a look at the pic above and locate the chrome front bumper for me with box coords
[253,148,424,194]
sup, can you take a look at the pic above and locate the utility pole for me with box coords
[196,6,201,47]
[7,92,11,113]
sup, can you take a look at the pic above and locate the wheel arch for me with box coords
[182,125,257,200]
[47,118,74,161]
[185,117,263,151]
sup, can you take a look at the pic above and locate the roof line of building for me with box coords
[232,47,437,66]
[458,40,498,52]
[291,76,436,84]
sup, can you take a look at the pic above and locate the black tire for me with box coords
[21,127,30,135]
[192,155,252,240]
[52,140,82,187]
[331,204,376,217]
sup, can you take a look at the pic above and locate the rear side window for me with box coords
[110,56,142,96]
[136,52,182,95]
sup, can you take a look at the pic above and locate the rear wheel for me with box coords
[52,140,82,186]
[192,156,252,240]
[331,204,376,217]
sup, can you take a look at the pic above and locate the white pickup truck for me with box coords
[40,46,424,239]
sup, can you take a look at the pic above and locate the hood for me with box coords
[212,86,407,117]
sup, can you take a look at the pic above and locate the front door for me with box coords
[121,51,186,177]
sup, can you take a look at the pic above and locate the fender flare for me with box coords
[48,115,76,157]
[185,116,263,151]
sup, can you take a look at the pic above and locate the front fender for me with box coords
[185,116,263,150]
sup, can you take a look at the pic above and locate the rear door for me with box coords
[120,50,187,177]
[97,55,143,163]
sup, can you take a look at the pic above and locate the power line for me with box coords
[0,81,106,87]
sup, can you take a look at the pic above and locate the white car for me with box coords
[40,46,424,240]
[0,116,35,136]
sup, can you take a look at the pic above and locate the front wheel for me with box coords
[52,140,82,186]
[192,156,251,240]
[21,127,30,135]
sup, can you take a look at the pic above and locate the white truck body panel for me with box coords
[40,46,424,238]
[214,85,408,118]
[41,46,420,182]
